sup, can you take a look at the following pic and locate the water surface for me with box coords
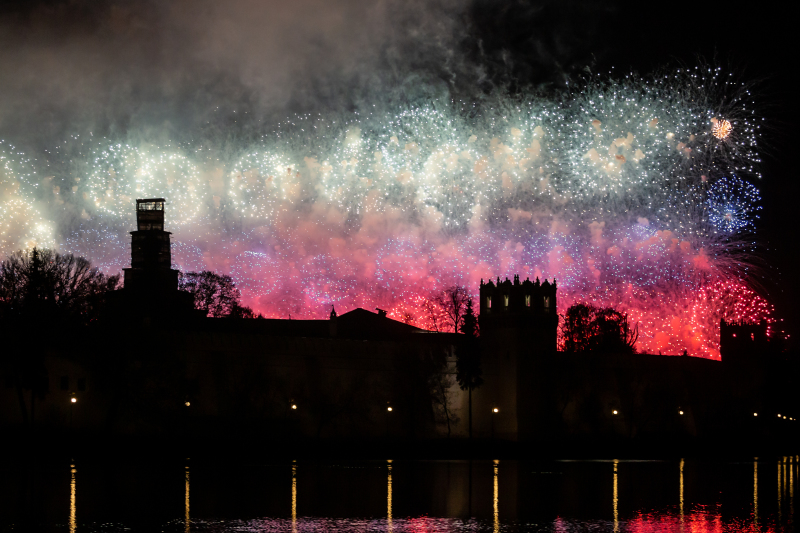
[1,457,796,532]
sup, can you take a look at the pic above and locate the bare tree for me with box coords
[421,297,443,332]
[0,247,120,321]
[178,271,242,317]
[435,285,470,333]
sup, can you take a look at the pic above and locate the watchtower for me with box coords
[123,199,178,293]
[479,275,558,354]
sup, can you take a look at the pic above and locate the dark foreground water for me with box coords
[1,457,798,532]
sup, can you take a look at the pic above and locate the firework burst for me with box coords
[0,66,771,357]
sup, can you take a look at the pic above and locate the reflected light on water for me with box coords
[69,463,76,533]
[291,460,297,533]
[387,460,393,533]
[779,457,783,523]
[185,463,190,533]
[679,458,684,520]
[493,460,499,533]
[613,459,619,533]
[754,458,758,527]
[791,455,795,520]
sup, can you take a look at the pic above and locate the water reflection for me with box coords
[493,460,499,533]
[612,459,619,533]
[754,458,758,527]
[8,457,800,531]
[679,458,684,519]
[69,463,76,533]
[291,460,297,533]
[185,462,190,533]
[387,460,393,533]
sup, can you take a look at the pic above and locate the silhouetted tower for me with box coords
[479,275,558,354]
[108,198,194,323]
[123,199,179,294]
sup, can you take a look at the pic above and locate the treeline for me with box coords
[0,247,258,322]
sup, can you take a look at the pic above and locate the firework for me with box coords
[706,175,762,234]
[711,118,733,140]
[0,66,770,357]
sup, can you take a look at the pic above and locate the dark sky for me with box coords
[1,0,797,337]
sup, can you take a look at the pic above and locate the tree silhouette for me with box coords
[178,271,246,317]
[436,285,470,333]
[0,247,120,322]
[457,298,483,439]
[561,303,638,354]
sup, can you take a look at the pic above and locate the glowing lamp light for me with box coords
[754,413,758,417]
[493,408,499,413]
[387,406,393,412]
[70,397,77,404]
[612,410,618,415]
[291,404,297,410]
[679,410,684,415]
[778,414,782,418]
[185,401,191,407]
[784,416,787,420]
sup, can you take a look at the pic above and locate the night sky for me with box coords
[1,0,796,341]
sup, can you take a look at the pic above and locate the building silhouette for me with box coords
[0,198,797,450]
[107,198,194,324]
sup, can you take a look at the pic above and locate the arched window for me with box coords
[525,294,531,307]
[504,295,509,307]
[543,296,550,310]
[486,296,492,309]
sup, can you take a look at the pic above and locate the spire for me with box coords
[330,305,337,319]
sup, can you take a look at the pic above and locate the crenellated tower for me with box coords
[479,275,558,354]
[474,274,559,442]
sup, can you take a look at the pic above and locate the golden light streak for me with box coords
[778,458,783,523]
[387,460,393,533]
[679,458,684,519]
[292,461,297,533]
[185,464,190,533]
[493,460,499,533]
[613,459,619,533]
[754,458,758,526]
[69,464,76,533]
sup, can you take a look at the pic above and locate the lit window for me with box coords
[751,333,755,341]
[486,296,492,309]
[544,296,550,309]
[525,295,531,307]
[504,295,509,307]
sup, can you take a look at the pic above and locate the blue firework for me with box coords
[706,176,762,234]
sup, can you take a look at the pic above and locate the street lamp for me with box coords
[491,407,499,440]
[185,401,191,407]
[679,410,684,415]
[387,406,393,412]
[612,410,618,415]
[69,394,76,429]
[291,404,297,410]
